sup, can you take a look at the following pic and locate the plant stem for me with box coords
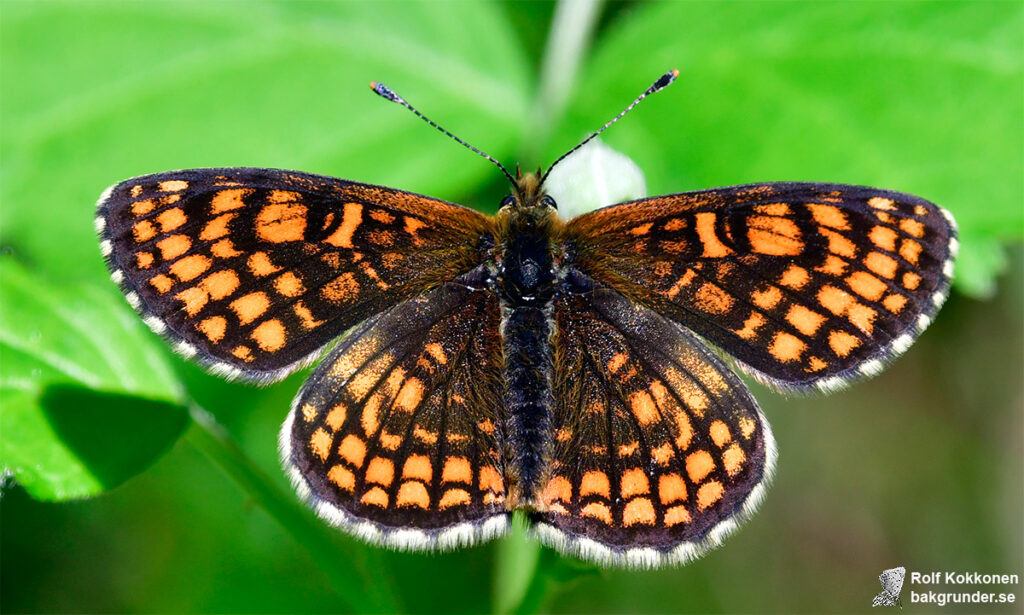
[493,512,542,613]
[525,0,605,159]
[512,549,561,615]
[184,406,400,613]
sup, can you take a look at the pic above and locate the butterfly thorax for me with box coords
[493,179,561,508]
[496,211,557,303]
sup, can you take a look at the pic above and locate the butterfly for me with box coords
[95,70,957,568]
[872,566,907,608]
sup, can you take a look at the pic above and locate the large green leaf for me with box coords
[0,259,187,500]
[554,1,1022,297]
[0,0,531,284]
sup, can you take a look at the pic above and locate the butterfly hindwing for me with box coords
[564,182,957,391]
[97,168,491,381]
[282,266,509,548]
[531,269,775,567]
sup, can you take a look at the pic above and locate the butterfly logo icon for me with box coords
[872,566,907,608]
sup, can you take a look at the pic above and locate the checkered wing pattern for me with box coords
[564,182,957,391]
[532,270,774,567]
[96,168,490,382]
[282,267,509,548]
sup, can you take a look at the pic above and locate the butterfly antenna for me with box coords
[370,81,518,187]
[539,69,679,186]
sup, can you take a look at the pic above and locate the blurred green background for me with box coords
[2,1,1022,613]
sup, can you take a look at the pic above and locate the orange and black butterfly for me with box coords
[96,70,957,567]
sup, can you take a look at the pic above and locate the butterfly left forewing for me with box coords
[97,168,490,382]
[282,266,509,548]
[563,182,957,391]
[532,269,775,567]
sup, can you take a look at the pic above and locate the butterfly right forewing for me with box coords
[564,182,957,392]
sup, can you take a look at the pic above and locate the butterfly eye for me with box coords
[540,195,557,209]
[500,195,517,208]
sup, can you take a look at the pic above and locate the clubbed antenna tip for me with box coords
[653,69,680,92]
[370,81,404,104]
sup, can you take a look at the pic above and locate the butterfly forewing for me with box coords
[97,168,490,381]
[282,266,509,548]
[532,269,775,567]
[564,182,957,391]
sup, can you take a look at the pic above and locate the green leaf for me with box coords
[557,0,1023,298]
[0,258,187,500]
[0,0,531,284]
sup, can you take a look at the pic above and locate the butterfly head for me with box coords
[500,167,557,211]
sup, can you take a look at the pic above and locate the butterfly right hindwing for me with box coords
[531,269,776,567]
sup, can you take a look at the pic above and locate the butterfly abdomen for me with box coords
[498,210,557,507]
[501,305,554,508]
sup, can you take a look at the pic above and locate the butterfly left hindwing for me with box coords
[282,266,509,548]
